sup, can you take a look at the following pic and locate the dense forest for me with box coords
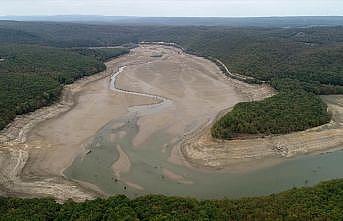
[0,179,342,220]
[71,47,130,62]
[0,44,129,130]
[211,89,330,138]
[0,21,342,137]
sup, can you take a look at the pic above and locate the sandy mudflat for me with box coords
[162,168,193,185]
[1,44,340,200]
[112,145,131,178]
[181,95,343,170]
[24,74,155,177]
[0,50,158,201]
[0,45,275,200]
[115,46,274,149]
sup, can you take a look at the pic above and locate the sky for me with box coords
[0,0,343,17]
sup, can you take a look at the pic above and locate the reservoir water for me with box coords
[65,96,343,199]
[64,48,343,199]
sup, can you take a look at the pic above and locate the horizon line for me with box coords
[1,15,343,18]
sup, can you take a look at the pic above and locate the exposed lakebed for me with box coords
[1,45,341,200]
[65,108,343,199]
[64,46,343,199]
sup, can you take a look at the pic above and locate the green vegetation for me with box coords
[209,41,343,138]
[212,90,330,138]
[0,179,342,220]
[173,28,342,139]
[0,44,129,130]
[71,47,129,62]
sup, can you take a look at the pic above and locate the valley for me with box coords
[1,45,342,201]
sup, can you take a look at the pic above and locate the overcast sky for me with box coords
[1,0,342,17]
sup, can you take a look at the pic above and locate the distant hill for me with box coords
[1,15,343,27]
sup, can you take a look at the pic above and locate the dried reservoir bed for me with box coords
[0,45,342,201]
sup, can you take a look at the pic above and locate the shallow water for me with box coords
[64,55,343,199]
[65,112,343,199]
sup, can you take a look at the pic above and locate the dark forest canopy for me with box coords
[0,21,342,90]
[0,44,129,130]
[211,90,330,139]
[1,179,342,221]
[1,16,343,27]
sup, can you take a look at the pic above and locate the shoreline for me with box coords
[0,44,342,201]
[63,44,263,197]
[0,52,134,201]
[180,94,343,171]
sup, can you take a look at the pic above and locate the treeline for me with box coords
[71,47,130,62]
[0,74,62,130]
[0,179,342,220]
[180,28,341,138]
[208,38,342,138]
[214,38,343,94]
[212,90,330,139]
[0,44,129,130]
[1,22,342,92]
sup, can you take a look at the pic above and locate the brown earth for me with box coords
[1,44,340,201]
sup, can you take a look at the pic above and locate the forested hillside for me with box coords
[0,44,129,130]
[212,90,330,138]
[1,179,342,220]
[0,20,342,137]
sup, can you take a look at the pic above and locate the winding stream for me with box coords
[64,47,343,199]
[110,66,173,115]
[65,96,343,199]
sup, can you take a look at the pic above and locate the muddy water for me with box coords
[65,118,343,199]
[65,93,343,199]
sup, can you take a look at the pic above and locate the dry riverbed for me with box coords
[0,44,341,200]
[0,50,153,201]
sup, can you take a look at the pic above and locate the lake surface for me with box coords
[65,111,343,199]
[64,51,343,199]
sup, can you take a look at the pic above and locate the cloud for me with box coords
[0,0,342,17]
